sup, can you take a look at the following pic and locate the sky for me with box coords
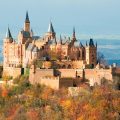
[0,0,120,39]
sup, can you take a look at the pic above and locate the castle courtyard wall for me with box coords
[29,67,113,89]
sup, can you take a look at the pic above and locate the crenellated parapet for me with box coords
[72,60,86,69]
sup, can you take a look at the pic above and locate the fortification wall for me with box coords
[3,67,21,78]
[84,68,113,86]
[29,75,60,89]
[29,66,113,89]
[35,68,54,77]
[58,69,76,78]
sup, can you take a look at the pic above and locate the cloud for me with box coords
[98,45,120,49]
[78,34,120,40]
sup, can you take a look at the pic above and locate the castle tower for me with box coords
[3,27,13,67]
[5,27,13,43]
[45,21,56,40]
[18,11,32,44]
[85,38,97,68]
[24,11,30,32]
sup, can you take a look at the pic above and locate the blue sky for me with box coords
[0,0,120,39]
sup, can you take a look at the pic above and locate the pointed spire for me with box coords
[73,27,75,35]
[72,27,77,42]
[48,21,55,33]
[89,38,94,46]
[59,35,62,44]
[25,11,30,23]
[73,27,76,38]
[86,41,88,46]
[31,28,34,36]
[96,42,97,48]
[6,27,13,39]
[79,42,83,47]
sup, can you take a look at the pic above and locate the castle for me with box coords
[3,12,97,69]
[3,12,113,89]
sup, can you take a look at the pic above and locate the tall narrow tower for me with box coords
[24,11,30,32]
[85,38,97,68]
[3,27,13,67]
[69,27,77,47]
[72,27,76,42]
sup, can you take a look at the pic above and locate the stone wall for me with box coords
[29,75,60,89]
[3,67,22,78]
[29,66,113,89]
[72,60,86,69]
[57,69,76,78]
[34,68,54,77]
[84,68,113,86]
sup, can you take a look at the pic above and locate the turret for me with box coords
[30,29,34,37]
[96,42,97,48]
[45,21,56,40]
[59,35,62,44]
[24,11,30,32]
[5,27,13,43]
[3,27,14,67]
[48,21,55,33]
[72,27,76,41]
[70,27,77,47]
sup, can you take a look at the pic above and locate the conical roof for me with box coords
[25,11,30,22]
[48,21,55,33]
[6,27,13,39]
[89,38,94,46]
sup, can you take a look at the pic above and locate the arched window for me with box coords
[68,64,71,69]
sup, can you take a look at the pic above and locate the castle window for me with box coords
[68,65,71,69]
[62,65,66,68]
[82,51,84,58]
[78,51,80,58]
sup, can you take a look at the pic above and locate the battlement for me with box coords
[72,60,86,69]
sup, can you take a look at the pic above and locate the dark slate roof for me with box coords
[6,27,13,39]
[25,11,30,23]
[89,38,94,46]
[48,21,55,33]
[79,42,84,48]
[32,36,40,40]
[21,30,30,38]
